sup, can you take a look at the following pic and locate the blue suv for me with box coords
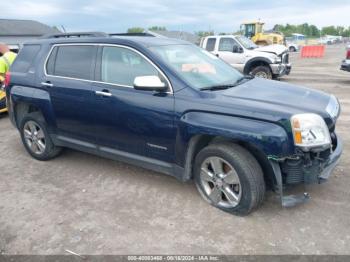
[5,32,342,215]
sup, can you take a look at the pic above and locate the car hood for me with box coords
[214,78,333,124]
[254,44,288,55]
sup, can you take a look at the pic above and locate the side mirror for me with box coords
[133,75,167,92]
[232,46,243,53]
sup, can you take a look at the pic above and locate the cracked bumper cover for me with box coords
[270,63,292,77]
[270,135,343,207]
[319,136,343,181]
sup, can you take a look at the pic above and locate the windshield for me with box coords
[236,36,258,50]
[149,44,243,90]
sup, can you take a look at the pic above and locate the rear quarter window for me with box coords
[11,45,41,73]
[205,38,216,52]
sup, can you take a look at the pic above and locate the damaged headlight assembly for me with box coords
[291,113,331,151]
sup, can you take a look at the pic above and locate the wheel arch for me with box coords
[10,86,56,131]
[183,135,276,189]
[244,57,272,75]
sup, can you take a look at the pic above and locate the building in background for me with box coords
[0,19,60,52]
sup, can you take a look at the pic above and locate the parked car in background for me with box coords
[200,35,291,79]
[287,42,299,52]
[341,45,350,72]
[319,35,343,45]
[5,32,342,215]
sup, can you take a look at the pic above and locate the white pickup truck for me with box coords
[200,35,291,79]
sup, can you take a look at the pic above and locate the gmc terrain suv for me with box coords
[5,32,342,215]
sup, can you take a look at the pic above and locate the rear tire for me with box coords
[19,113,62,161]
[194,143,265,216]
[250,66,272,79]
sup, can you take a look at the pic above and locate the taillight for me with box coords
[347,49,350,60]
[4,71,11,88]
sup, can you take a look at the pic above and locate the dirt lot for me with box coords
[0,44,349,255]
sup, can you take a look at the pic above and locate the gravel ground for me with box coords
[0,44,349,255]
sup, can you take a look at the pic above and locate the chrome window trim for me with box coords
[43,43,173,94]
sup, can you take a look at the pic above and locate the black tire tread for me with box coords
[250,65,272,79]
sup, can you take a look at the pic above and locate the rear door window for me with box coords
[11,44,41,73]
[205,38,216,52]
[46,45,96,80]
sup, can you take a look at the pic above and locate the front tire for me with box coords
[289,46,296,52]
[194,143,265,216]
[250,65,272,79]
[20,113,62,161]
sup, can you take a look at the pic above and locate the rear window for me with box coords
[46,45,96,80]
[11,44,41,73]
[205,38,216,52]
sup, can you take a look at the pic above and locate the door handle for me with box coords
[215,53,219,57]
[95,90,112,97]
[41,81,53,88]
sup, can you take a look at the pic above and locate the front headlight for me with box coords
[291,113,331,150]
[272,56,282,63]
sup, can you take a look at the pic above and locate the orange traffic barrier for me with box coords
[301,45,325,58]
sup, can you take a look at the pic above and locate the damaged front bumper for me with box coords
[270,63,292,77]
[269,134,343,207]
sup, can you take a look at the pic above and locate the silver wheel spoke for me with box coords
[209,187,222,204]
[36,129,45,139]
[200,168,214,182]
[223,170,240,185]
[28,122,37,134]
[24,129,32,139]
[37,140,46,152]
[222,185,239,204]
[30,141,39,153]
[210,157,223,175]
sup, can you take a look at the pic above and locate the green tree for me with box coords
[321,26,338,36]
[195,31,214,37]
[127,27,145,33]
[148,26,167,31]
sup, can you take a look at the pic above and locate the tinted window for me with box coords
[218,38,239,52]
[11,45,41,73]
[47,45,95,80]
[205,38,216,52]
[101,46,158,86]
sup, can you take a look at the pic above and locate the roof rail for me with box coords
[109,32,156,37]
[41,32,108,39]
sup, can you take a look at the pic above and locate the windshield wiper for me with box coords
[200,75,254,91]
[199,84,237,91]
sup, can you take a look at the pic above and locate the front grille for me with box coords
[282,53,289,64]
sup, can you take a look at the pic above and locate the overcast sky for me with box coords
[2,0,350,33]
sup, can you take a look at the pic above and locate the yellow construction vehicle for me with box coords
[240,21,285,46]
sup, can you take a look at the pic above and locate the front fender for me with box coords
[176,111,295,166]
